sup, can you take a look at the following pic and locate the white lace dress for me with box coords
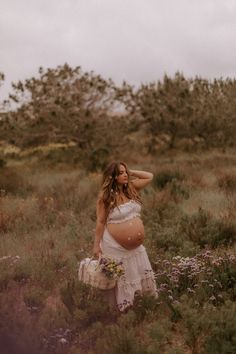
[100,200,157,311]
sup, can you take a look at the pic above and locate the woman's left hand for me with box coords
[93,244,102,259]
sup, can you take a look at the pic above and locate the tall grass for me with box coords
[0,149,235,353]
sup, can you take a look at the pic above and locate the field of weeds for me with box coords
[0,149,236,354]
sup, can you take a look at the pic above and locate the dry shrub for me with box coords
[0,167,30,195]
[202,300,236,354]
[0,196,29,233]
[0,157,6,168]
[218,172,236,193]
[174,299,236,354]
[189,172,205,188]
[0,208,25,233]
[179,188,230,220]
[0,211,12,233]
[35,171,98,216]
[153,170,184,190]
[0,286,43,354]
[180,208,236,248]
[94,311,146,354]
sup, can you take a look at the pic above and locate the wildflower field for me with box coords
[0,148,236,354]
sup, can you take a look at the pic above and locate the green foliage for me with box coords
[95,311,147,354]
[13,258,33,282]
[60,280,113,327]
[180,208,236,248]
[218,172,236,192]
[131,73,236,151]
[1,64,130,171]
[147,318,172,354]
[0,152,235,353]
[2,67,236,170]
[0,256,33,290]
[137,72,193,151]
[38,306,71,333]
[0,166,29,195]
[0,157,6,168]
[170,179,190,200]
[153,170,184,190]
[132,292,160,321]
[173,297,207,353]
[0,291,43,354]
[154,250,236,314]
[0,266,12,291]
[173,298,236,354]
[203,300,236,354]
[210,256,236,302]
[23,287,48,309]
[154,225,195,256]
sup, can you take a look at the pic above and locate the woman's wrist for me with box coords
[94,235,102,246]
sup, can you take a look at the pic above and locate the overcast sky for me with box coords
[1,0,236,100]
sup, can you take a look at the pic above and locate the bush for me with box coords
[156,226,191,255]
[0,167,29,195]
[209,255,236,302]
[218,173,236,193]
[154,251,236,309]
[60,280,114,328]
[0,294,43,354]
[95,311,147,354]
[180,208,236,248]
[23,287,48,310]
[170,179,190,201]
[172,297,207,353]
[0,157,6,168]
[132,292,160,322]
[203,300,236,354]
[153,170,184,190]
[146,318,172,354]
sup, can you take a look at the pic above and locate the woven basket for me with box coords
[78,257,116,290]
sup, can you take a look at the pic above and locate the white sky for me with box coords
[0,0,236,100]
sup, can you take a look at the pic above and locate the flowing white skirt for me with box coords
[100,228,158,311]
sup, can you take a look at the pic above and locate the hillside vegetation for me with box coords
[0,150,236,353]
[0,65,236,353]
[0,64,236,170]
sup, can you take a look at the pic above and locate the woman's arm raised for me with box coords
[129,169,153,190]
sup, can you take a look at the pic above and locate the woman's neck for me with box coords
[117,185,123,193]
[116,191,129,204]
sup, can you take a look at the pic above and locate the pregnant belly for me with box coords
[107,217,145,250]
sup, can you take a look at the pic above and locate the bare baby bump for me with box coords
[107,217,145,249]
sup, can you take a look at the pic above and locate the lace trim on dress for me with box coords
[117,272,156,288]
[106,200,141,225]
[116,275,158,311]
[107,213,140,224]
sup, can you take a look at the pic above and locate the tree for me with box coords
[3,64,115,147]
[133,72,193,151]
[0,64,132,170]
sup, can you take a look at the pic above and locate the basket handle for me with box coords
[88,252,102,265]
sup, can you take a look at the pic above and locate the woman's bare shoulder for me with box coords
[97,191,104,204]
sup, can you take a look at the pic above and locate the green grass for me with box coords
[0,148,235,353]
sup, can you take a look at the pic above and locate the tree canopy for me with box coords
[1,65,236,170]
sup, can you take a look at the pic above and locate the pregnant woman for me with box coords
[93,161,157,312]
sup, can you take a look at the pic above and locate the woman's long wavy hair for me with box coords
[99,161,142,217]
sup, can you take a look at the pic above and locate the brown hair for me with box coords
[98,161,141,217]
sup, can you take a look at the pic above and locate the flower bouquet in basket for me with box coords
[78,256,125,290]
[98,256,125,280]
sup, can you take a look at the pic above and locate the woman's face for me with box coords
[116,164,128,185]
